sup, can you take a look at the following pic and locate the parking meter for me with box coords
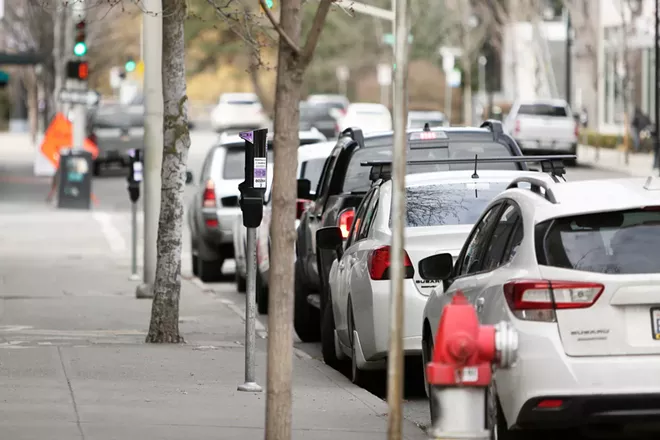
[238,128,268,228]
[127,148,143,203]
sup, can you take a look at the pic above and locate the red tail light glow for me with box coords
[296,199,311,219]
[367,245,414,280]
[203,180,216,208]
[338,208,355,239]
[574,122,579,138]
[535,399,564,409]
[503,280,604,322]
[205,218,218,227]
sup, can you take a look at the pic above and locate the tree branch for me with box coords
[300,0,332,66]
[258,0,300,54]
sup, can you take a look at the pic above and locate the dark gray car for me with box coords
[299,102,338,139]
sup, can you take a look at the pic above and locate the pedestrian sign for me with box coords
[40,112,98,168]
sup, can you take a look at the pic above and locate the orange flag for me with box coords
[40,112,99,168]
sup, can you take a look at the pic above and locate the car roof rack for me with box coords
[341,127,365,149]
[507,176,558,203]
[361,154,575,183]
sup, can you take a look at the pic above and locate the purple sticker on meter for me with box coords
[239,131,254,144]
[253,157,267,188]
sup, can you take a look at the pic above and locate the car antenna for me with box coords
[423,122,430,131]
[471,154,479,179]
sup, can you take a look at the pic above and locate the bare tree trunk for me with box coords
[266,0,303,437]
[146,0,190,344]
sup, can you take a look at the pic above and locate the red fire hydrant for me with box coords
[426,292,518,439]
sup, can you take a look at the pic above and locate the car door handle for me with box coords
[476,297,485,313]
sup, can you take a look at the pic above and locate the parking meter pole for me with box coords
[130,200,139,280]
[237,128,268,394]
[426,293,518,439]
[127,149,143,281]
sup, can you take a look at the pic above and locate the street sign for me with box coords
[377,64,391,86]
[383,33,413,45]
[336,66,349,82]
[448,68,462,88]
[59,89,101,106]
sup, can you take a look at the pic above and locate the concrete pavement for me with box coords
[577,144,656,177]
[0,133,427,439]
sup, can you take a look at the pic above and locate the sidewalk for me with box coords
[577,144,656,177]
[0,203,427,439]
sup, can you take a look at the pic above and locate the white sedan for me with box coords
[211,93,269,132]
[317,169,544,386]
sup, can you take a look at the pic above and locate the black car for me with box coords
[293,121,527,343]
[299,102,339,139]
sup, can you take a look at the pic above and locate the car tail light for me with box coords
[367,245,414,280]
[205,218,218,227]
[514,119,520,135]
[503,280,604,322]
[535,399,564,409]
[574,122,579,138]
[203,180,216,208]
[338,208,355,239]
[296,199,311,219]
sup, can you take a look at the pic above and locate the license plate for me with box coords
[651,307,660,340]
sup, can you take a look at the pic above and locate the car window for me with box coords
[301,157,327,193]
[397,181,511,227]
[501,220,523,265]
[455,205,502,277]
[342,143,517,193]
[540,208,660,274]
[518,104,568,117]
[357,189,379,241]
[346,190,375,248]
[481,204,521,272]
[223,148,274,180]
[200,152,213,184]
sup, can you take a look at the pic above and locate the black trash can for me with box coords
[57,149,93,210]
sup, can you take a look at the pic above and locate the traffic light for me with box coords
[260,0,274,12]
[66,60,89,81]
[73,20,87,56]
[125,58,136,72]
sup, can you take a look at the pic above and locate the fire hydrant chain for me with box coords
[426,292,519,440]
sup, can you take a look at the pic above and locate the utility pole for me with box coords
[135,0,163,299]
[462,3,473,125]
[388,0,408,438]
[52,2,66,115]
[565,9,572,107]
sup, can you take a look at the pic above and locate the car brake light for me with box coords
[503,280,604,322]
[535,399,564,409]
[203,180,216,208]
[574,122,579,138]
[205,218,218,227]
[367,245,414,280]
[296,199,310,219]
[338,208,355,239]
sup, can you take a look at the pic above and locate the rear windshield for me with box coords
[223,148,275,179]
[539,209,660,274]
[399,182,510,227]
[518,104,568,117]
[342,142,516,193]
[301,157,326,191]
[300,104,332,120]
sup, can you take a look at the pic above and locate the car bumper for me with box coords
[356,279,426,367]
[516,139,577,152]
[498,321,660,430]
[200,208,239,245]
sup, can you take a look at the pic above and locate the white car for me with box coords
[316,167,548,386]
[211,93,269,132]
[307,94,350,119]
[407,110,446,129]
[232,133,329,293]
[420,175,660,438]
[338,103,392,133]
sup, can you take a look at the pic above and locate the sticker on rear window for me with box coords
[464,182,491,190]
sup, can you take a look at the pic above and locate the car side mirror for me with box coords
[418,253,454,281]
[316,226,343,259]
[186,171,194,184]
[221,195,239,207]
[297,178,312,200]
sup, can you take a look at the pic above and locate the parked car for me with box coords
[338,103,393,133]
[293,121,527,345]
[210,93,269,133]
[229,131,328,288]
[306,94,350,119]
[503,99,578,164]
[299,102,339,139]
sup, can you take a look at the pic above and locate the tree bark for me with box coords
[265,0,303,438]
[248,48,274,118]
[146,0,190,344]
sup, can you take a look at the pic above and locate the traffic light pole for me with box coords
[72,79,86,151]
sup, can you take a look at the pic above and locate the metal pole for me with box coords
[478,56,487,124]
[444,81,452,126]
[72,81,86,151]
[655,0,659,172]
[238,227,262,392]
[130,201,140,280]
[136,0,163,299]
[387,0,408,437]
[566,10,572,107]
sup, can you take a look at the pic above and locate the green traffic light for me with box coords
[73,42,87,57]
[265,0,273,7]
[125,60,136,72]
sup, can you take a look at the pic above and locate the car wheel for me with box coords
[235,271,246,293]
[321,297,342,369]
[198,256,224,283]
[422,329,433,399]
[348,299,372,387]
[256,271,268,315]
[294,266,320,342]
[191,242,199,277]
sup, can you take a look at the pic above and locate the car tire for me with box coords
[198,256,224,283]
[236,271,246,293]
[256,271,268,315]
[191,242,199,277]
[294,266,320,342]
[93,162,102,176]
[321,297,342,369]
[421,329,433,399]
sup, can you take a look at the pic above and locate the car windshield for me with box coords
[223,148,275,179]
[301,157,326,192]
[393,182,510,227]
[342,141,516,193]
[540,208,660,274]
[518,104,568,117]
